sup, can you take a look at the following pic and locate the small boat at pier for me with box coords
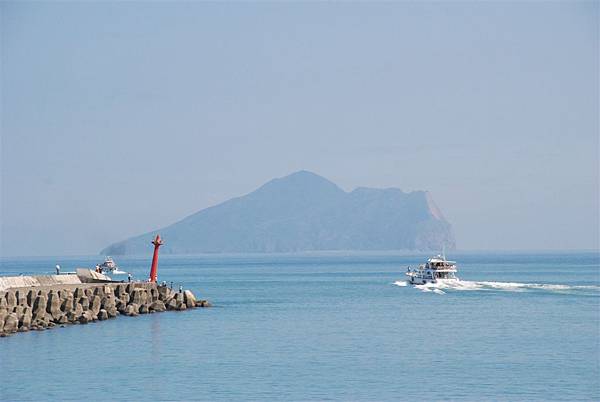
[96,257,128,275]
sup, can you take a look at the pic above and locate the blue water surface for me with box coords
[1,251,599,401]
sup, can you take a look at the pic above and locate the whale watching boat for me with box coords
[406,255,459,285]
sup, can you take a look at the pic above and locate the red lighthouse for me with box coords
[149,234,163,283]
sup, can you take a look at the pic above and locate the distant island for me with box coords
[101,171,455,255]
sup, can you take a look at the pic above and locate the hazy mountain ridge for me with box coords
[101,171,455,255]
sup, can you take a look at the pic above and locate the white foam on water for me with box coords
[395,279,600,295]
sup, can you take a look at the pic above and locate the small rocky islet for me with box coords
[0,282,211,337]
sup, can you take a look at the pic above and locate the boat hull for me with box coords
[407,276,459,285]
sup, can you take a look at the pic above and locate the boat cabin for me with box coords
[425,256,457,271]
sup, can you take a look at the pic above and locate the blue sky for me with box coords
[1,1,598,256]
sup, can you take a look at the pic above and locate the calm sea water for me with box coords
[1,252,599,401]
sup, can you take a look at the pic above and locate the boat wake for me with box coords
[393,280,600,296]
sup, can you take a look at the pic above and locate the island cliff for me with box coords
[102,171,456,255]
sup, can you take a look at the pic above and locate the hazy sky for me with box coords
[1,1,598,256]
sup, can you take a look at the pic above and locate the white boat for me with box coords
[96,257,128,275]
[406,255,459,285]
[102,257,117,269]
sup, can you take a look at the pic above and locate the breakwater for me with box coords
[0,281,211,336]
[0,274,82,291]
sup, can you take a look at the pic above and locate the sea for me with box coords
[1,251,599,401]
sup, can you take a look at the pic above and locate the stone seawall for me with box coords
[0,275,82,292]
[0,282,211,336]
